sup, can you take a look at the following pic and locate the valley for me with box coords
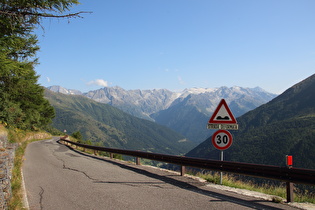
[46,73,315,171]
[48,85,276,143]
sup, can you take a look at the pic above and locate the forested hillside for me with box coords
[45,90,196,155]
[187,74,315,169]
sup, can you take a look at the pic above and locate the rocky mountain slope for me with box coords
[48,85,82,95]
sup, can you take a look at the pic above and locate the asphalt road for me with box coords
[23,138,298,210]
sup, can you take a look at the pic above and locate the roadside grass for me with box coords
[194,171,315,204]
[9,140,29,210]
[7,128,52,210]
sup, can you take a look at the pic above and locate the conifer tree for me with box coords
[0,0,85,130]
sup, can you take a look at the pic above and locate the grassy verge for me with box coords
[9,140,29,210]
[7,128,51,210]
[195,171,315,203]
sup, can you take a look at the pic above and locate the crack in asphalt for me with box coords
[50,143,100,182]
[53,142,169,188]
[62,163,99,181]
[39,186,44,210]
[94,180,169,189]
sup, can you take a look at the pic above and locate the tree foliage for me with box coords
[0,0,84,130]
[71,130,82,141]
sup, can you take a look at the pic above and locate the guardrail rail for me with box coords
[59,137,315,203]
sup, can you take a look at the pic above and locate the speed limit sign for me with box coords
[212,130,233,150]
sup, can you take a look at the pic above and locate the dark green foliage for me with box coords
[0,0,82,130]
[71,131,83,141]
[80,139,92,145]
[187,74,315,170]
[0,53,55,130]
[45,89,196,155]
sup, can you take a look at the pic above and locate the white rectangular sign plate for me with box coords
[207,123,239,130]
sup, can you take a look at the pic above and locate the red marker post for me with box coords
[286,155,293,167]
[286,155,294,203]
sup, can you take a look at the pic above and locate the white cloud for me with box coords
[87,79,109,87]
[47,77,51,83]
[178,76,185,85]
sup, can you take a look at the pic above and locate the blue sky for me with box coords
[35,0,315,94]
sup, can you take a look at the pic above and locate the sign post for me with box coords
[211,129,233,184]
[220,150,223,184]
[207,99,238,185]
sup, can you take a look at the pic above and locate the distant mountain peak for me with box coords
[182,87,217,94]
[47,85,82,95]
[251,86,266,92]
[47,85,276,114]
[46,84,277,143]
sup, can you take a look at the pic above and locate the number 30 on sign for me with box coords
[212,130,233,150]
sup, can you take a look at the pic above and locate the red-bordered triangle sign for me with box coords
[208,99,237,124]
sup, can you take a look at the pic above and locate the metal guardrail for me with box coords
[59,138,315,186]
[59,138,315,202]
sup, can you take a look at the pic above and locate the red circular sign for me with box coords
[212,130,233,150]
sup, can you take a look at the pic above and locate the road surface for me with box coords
[23,138,298,210]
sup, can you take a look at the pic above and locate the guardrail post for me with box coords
[110,153,113,159]
[286,182,294,203]
[94,150,97,156]
[136,157,141,165]
[181,166,185,176]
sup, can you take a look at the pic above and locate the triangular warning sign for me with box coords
[208,99,237,124]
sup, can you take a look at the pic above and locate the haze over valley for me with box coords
[47,85,276,144]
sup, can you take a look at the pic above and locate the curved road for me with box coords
[23,138,297,210]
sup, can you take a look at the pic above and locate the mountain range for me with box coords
[45,89,195,155]
[47,85,277,143]
[45,73,315,170]
[187,73,315,169]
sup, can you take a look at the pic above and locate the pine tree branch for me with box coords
[0,10,91,19]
